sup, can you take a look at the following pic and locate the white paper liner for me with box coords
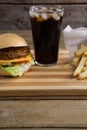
[63,25,87,59]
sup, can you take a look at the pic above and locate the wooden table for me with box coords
[0,30,87,130]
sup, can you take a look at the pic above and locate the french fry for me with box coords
[73,55,86,77]
[78,70,87,80]
[84,60,87,66]
[82,66,87,72]
[70,44,87,79]
[75,45,87,56]
[84,50,87,56]
[71,56,80,67]
[62,63,72,69]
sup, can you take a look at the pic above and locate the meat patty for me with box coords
[0,46,30,60]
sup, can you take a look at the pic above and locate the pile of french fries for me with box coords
[72,44,87,79]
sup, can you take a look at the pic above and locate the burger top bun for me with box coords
[0,33,28,49]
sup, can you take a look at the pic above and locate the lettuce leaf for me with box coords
[0,63,31,76]
[29,52,35,65]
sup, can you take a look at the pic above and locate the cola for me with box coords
[30,6,64,66]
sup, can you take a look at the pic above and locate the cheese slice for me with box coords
[0,55,31,63]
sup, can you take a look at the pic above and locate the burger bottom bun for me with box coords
[0,69,11,76]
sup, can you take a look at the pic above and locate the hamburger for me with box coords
[0,33,34,76]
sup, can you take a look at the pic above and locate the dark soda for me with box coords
[30,6,64,66]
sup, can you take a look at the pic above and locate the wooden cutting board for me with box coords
[0,49,87,97]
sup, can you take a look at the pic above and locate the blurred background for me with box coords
[0,0,87,30]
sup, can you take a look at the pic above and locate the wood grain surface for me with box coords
[0,49,87,97]
[0,100,87,128]
[1,129,86,130]
[2,129,85,130]
[0,4,86,29]
[0,0,87,4]
[0,1,87,29]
